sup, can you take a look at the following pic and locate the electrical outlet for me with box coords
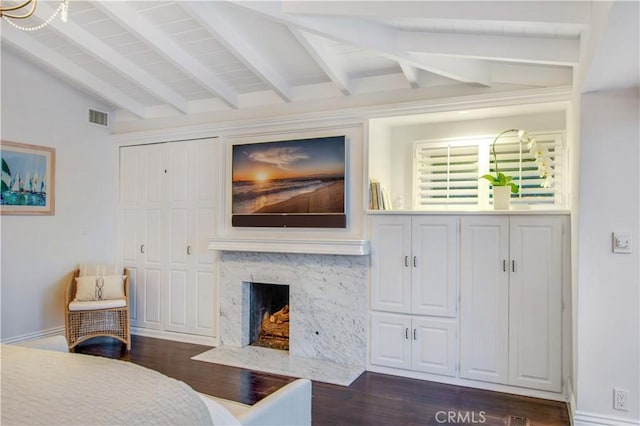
[614,388,628,411]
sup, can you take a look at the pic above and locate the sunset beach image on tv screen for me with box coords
[231,136,346,227]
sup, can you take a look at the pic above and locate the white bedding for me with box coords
[1,345,216,425]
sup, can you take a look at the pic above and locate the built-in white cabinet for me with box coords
[370,215,457,317]
[369,215,458,377]
[459,216,563,392]
[119,139,217,338]
[369,213,566,395]
[371,312,457,376]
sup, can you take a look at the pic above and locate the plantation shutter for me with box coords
[492,133,561,205]
[414,132,564,208]
[416,143,479,206]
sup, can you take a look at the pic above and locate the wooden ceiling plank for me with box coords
[1,25,147,118]
[397,31,580,66]
[180,2,291,102]
[288,27,353,96]
[34,2,189,114]
[93,1,239,109]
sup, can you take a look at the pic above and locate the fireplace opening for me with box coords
[249,283,289,351]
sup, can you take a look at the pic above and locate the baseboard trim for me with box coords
[574,411,640,426]
[131,327,219,347]
[1,327,65,344]
[367,364,566,401]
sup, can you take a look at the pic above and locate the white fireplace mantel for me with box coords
[208,237,370,256]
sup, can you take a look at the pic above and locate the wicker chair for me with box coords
[64,267,131,351]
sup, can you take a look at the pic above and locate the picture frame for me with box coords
[1,141,55,215]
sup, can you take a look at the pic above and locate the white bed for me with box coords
[2,337,311,426]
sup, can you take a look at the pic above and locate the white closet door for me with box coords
[508,217,563,392]
[165,143,192,333]
[460,216,509,384]
[120,145,164,329]
[165,139,216,336]
[190,139,216,336]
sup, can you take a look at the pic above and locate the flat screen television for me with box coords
[231,135,346,228]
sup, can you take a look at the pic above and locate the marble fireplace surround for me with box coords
[217,251,369,368]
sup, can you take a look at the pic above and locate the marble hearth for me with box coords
[217,251,369,368]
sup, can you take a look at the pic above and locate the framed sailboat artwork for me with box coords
[1,141,55,215]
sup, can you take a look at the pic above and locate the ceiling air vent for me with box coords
[88,109,108,127]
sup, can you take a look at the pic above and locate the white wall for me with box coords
[576,87,640,423]
[1,49,117,340]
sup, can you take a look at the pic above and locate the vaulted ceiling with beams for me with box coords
[2,1,589,124]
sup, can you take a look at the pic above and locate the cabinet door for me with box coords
[460,216,509,384]
[411,217,458,317]
[370,216,412,313]
[411,318,457,376]
[371,313,412,369]
[508,217,563,392]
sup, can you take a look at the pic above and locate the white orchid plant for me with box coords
[480,129,554,194]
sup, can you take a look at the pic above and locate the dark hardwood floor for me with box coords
[75,335,570,426]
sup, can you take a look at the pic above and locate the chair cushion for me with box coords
[68,299,126,311]
[75,275,125,301]
[78,264,122,277]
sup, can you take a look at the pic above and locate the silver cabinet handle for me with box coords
[413,256,417,268]
[405,328,409,339]
[503,259,507,271]
[140,244,145,254]
[187,245,192,255]
[512,260,516,272]
[405,256,409,267]
[413,328,417,340]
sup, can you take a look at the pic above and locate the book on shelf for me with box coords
[369,180,392,210]
[370,180,380,210]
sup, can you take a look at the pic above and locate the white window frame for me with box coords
[413,131,566,209]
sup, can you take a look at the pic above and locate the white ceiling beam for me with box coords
[288,27,353,95]
[35,2,189,114]
[491,63,573,87]
[398,31,580,66]
[180,2,291,102]
[93,1,239,109]
[1,25,147,119]
[398,62,421,88]
[281,1,591,26]
[231,2,492,86]
[406,54,492,86]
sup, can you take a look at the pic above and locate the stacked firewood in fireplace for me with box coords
[256,304,290,350]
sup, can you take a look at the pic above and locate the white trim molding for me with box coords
[131,327,219,347]
[208,237,370,256]
[574,411,640,426]
[1,327,65,345]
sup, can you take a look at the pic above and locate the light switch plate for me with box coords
[612,232,632,253]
